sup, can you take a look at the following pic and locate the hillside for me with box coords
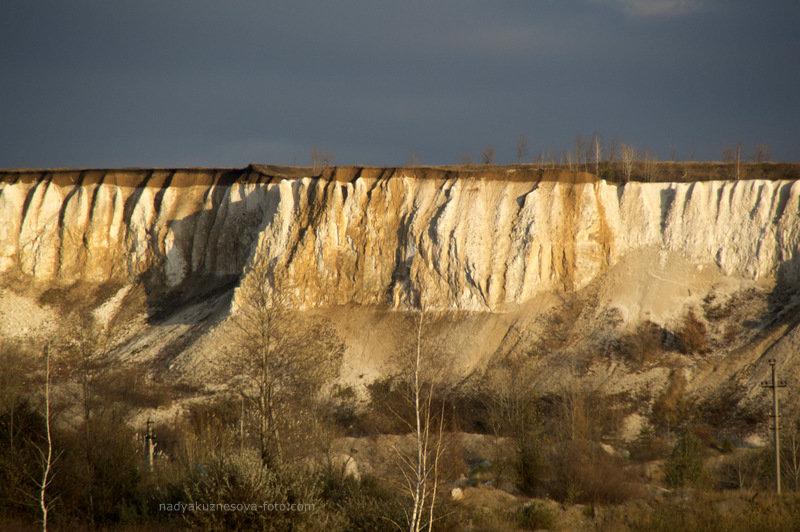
[1,163,799,433]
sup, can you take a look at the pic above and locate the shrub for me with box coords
[363,378,416,434]
[517,437,546,495]
[618,321,665,366]
[52,406,144,526]
[0,400,48,523]
[466,509,522,532]
[514,502,558,530]
[651,370,689,436]
[715,449,771,490]
[548,441,643,504]
[318,460,407,531]
[676,310,709,354]
[629,426,670,462]
[597,492,800,532]
[177,454,322,531]
[717,438,734,454]
[664,433,707,488]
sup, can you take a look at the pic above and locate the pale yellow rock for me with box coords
[0,167,798,316]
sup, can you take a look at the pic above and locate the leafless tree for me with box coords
[481,145,496,165]
[559,377,591,442]
[592,133,602,177]
[651,370,689,438]
[311,148,334,172]
[642,148,658,182]
[516,135,529,164]
[410,311,431,532]
[751,144,772,163]
[0,342,35,451]
[573,134,583,171]
[484,364,540,488]
[565,150,575,171]
[460,152,474,166]
[722,146,733,164]
[61,307,119,526]
[227,260,342,465]
[735,140,742,179]
[620,143,636,181]
[35,344,54,532]
[607,138,618,164]
[311,147,320,171]
[783,411,800,491]
[386,306,448,532]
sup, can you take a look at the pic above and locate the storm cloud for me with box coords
[1,1,798,168]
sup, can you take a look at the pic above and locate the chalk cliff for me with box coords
[2,165,799,312]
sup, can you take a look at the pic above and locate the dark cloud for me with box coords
[1,1,798,167]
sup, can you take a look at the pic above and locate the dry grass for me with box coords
[596,491,800,532]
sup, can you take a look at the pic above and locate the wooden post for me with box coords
[240,394,245,454]
[762,359,787,494]
[145,418,154,471]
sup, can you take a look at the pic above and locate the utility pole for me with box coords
[240,394,245,454]
[762,359,787,494]
[144,418,155,472]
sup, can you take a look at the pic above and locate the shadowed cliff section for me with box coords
[0,167,278,317]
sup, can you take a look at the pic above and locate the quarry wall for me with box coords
[1,165,799,311]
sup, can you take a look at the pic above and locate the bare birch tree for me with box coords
[387,306,448,532]
[593,133,602,177]
[408,309,446,532]
[620,143,636,181]
[35,344,54,532]
[642,148,657,182]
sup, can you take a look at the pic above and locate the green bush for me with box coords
[664,433,707,488]
[629,426,670,462]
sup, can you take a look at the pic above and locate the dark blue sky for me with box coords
[1,0,798,168]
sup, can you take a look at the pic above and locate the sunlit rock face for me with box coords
[0,168,273,289]
[2,165,799,311]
